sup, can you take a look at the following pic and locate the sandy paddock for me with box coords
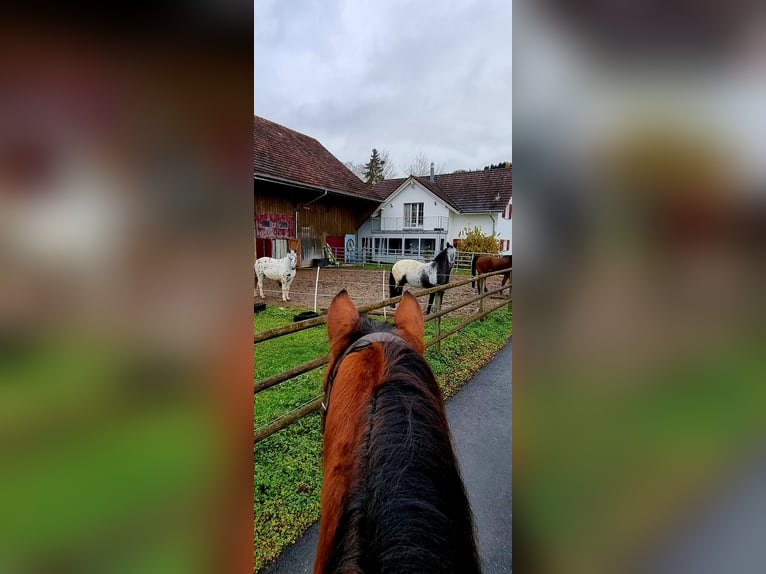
[253,265,509,316]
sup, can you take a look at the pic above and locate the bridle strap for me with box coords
[321,331,406,431]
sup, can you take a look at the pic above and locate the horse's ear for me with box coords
[394,292,425,354]
[327,289,359,345]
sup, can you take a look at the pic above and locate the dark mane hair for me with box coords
[433,244,450,264]
[323,313,481,573]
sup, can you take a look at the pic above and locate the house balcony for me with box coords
[370,216,449,233]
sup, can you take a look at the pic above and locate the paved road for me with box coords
[647,451,766,574]
[262,339,513,573]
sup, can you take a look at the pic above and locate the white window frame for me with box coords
[403,202,424,229]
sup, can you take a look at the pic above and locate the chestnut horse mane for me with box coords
[318,292,481,573]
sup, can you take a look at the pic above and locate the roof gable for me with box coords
[374,167,512,214]
[253,115,378,200]
[373,177,460,213]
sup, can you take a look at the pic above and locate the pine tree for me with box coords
[363,148,386,186]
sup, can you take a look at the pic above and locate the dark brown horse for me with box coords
[471,254,512,295]
[315,289,481,574]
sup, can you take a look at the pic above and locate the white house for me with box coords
[496,197,512,254]
[357,166,512,262]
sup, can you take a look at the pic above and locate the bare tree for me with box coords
[378,149,397,180]
[402,151,443,177]
[344,161,365,180]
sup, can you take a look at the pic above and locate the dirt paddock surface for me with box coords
[254,266,510,316]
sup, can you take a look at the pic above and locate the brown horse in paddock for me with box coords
[471,254,512,295]
[314,289,481,574]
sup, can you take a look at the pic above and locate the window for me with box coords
[260,220,271,228]
[421,238,435,254]
[403,203,424,228]
[278,221,289,229]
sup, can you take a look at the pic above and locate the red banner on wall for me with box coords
[255,212,294,239]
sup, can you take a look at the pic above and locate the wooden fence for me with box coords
[254,267,511,443]
[321,245,506,273]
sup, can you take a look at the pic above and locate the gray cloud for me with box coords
[255,0,512,176]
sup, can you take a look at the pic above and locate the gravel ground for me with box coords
[254,265,509,316]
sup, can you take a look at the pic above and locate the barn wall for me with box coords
[254,180,378,266]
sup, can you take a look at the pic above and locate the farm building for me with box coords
[357,165,512,262]
[253,115,381,267]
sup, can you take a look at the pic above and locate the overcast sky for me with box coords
[254,0,512,177]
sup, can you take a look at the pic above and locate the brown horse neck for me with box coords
[315,341,389,574]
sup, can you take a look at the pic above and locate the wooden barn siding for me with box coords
[255,181,377,266]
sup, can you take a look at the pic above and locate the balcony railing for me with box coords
[370,216,449,232]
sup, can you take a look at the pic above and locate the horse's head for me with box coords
[326,289,424,360]
[322,289,425,432]
[446,243,456,267]
[287,250,297,269]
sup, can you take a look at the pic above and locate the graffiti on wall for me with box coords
[255,212,294,239]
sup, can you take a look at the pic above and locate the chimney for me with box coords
[430,162,435,182]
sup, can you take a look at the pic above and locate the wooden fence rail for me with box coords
[329,247,502,270]
[254,267,511,443]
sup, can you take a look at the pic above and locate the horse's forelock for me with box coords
[434,244,456,265]
[447,245,456,265]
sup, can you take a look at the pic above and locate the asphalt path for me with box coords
[646,451,766,574]
[261,338,513,573]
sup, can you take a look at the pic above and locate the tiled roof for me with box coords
[253,115,378,200]
[374,167,512,213]
[369,177,407,200]
[427,168,512,212]
[414,177,462,211]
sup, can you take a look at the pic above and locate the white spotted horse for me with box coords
[388,243,457,314]
[254,250,297,302]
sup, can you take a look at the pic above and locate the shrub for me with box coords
[456,226,500,254]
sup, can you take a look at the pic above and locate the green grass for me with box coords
[1,340,217,574]
[254,303,512,572]
[254,307,328,427]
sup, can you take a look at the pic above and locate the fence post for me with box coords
[382,270,387,320]
[434,298,442,352]
[313,266,320,313]
[479,277,485,318]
